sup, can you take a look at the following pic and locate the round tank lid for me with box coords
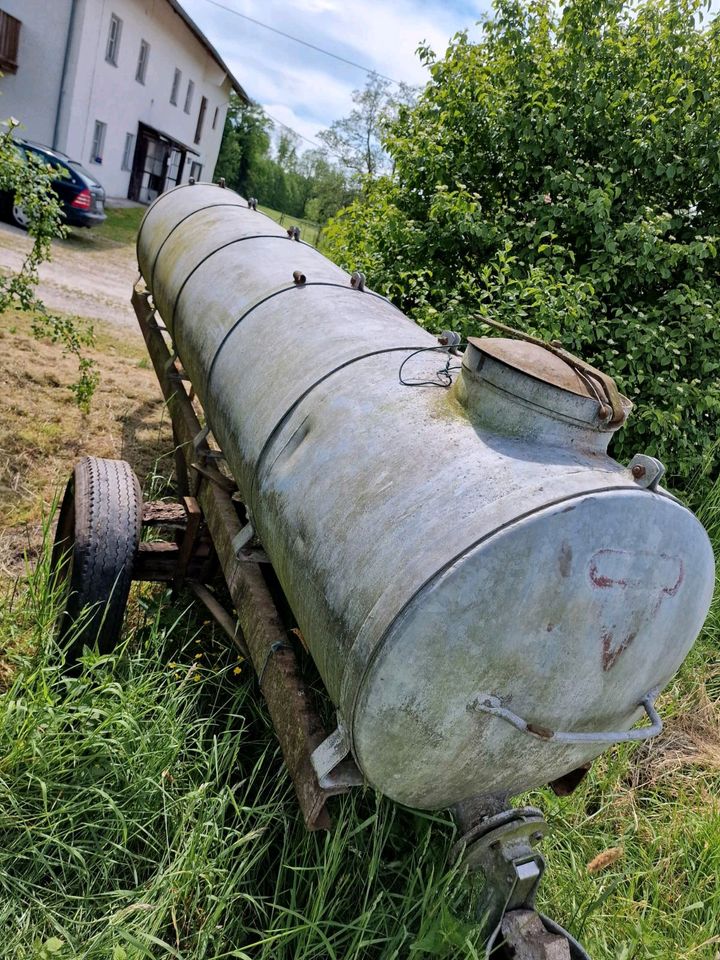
[462,336,632,435]
[468,336,603,400]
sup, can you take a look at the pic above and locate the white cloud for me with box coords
[180,0,491,145]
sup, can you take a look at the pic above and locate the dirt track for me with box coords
[0,220,140,327]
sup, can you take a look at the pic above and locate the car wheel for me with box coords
[11,203,30,229]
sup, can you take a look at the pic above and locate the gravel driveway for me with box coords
[0,219,140,327]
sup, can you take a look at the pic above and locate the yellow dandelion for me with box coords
[233,666,242,676]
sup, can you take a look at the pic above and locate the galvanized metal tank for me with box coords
[137,184,715,810]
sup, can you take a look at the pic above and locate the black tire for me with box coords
[50,457,142,661]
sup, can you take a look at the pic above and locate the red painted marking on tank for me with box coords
[588,549,684,596]
[602,630,636,671]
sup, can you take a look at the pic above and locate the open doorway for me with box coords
[128,123,190,203]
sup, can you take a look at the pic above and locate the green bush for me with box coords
[0,120,97,407]
[324,0,720,490]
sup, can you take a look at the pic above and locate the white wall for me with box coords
[0,0,74,146]
[60,0,231,197]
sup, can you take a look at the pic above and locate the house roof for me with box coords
[166,0,250,103]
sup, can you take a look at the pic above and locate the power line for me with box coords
[260,107,322,150]
[201,0,402,85]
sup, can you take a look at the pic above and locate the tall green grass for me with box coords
[1,484,719,959]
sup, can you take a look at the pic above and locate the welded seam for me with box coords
[345,482,649,745]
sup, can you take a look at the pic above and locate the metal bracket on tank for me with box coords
[628,454,665,490]
[310,717,364,790]
[192,424,225,462]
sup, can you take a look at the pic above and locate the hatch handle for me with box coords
[471,687,662,744]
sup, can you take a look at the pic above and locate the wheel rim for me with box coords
[12,204,30,228]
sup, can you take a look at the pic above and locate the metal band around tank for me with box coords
[342,480,646,737]
[134,180,191,252]
[248,344,439,517]
[202,282,408,399]
[147,202,253,291]
[168,234,315,330]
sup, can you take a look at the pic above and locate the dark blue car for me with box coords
[4,138,107,229]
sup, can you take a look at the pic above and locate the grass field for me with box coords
[98,202,323,249]
[2,465,718,959]
[257,205,323,248]
[1,250,719,957]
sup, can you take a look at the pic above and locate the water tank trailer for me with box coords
[52,182,715,958]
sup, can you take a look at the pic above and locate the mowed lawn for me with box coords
[95,200,323,248]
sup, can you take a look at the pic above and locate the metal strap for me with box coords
[203,282,404,400]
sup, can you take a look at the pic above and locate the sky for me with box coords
[178,0,493,151]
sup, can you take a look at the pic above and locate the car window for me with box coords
[26,147,77,182]
[67,160,102,187]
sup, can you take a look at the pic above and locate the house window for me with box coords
[170,67,181,105]
[194,97,208,144]
[121,132,135,171]
[189,161,202,181]
[105,14,122,66]
[135,39,149,84]
[91,121,107,164]
[0,10,21,75]
[212,106,219,130]
[183,79,194,114]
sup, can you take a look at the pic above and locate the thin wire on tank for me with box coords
[398,345,465,388]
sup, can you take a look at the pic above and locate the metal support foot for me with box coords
[452,803,591,959]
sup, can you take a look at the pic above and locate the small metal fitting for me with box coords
[218,178,226,188]
[628,454,665,490]
[293,270,306,285]
[188,177,196,185]
[350,271,366,292]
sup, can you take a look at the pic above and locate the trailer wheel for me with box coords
[51,456,142,662]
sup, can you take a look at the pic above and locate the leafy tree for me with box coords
[0,120,97,407]
[215,96,272,196]
[299,150,356,222]
[324,0,720,489]
[317,75,417,180]
[215,96,353,223]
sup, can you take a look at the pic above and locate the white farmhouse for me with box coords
[0,0,248,201]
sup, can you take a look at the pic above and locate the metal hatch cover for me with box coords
[468,337,600,399]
